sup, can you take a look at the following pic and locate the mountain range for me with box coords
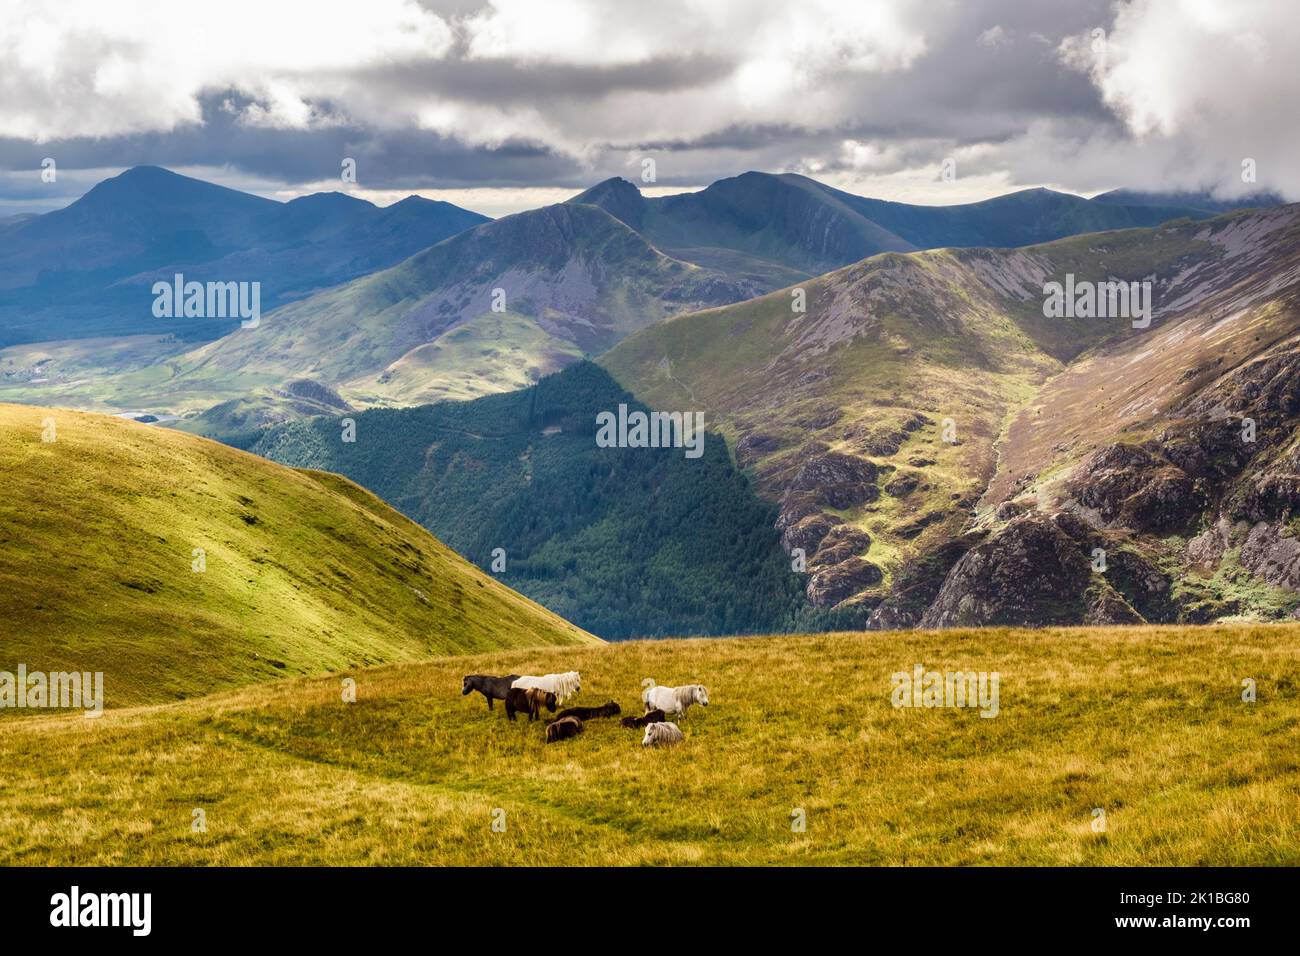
[0,166,1232,425]
[3,163,1296,637]
[0,165,488,346]
[573,172,1225,280]
[250,201,1300,636]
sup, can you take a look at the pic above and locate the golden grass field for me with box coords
[1,623,1296,866]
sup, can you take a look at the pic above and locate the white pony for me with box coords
[642,683,708,717]
[641,722,684,747]
[512,671,581,704]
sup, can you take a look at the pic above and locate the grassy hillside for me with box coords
[1,622,1295,865]
[252,362,857,639]
[0,403,595,709]
[347,311,585,406]
[169,378,357,450]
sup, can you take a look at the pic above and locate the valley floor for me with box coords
[1,624,1296,866]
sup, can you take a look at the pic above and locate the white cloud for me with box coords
[0,0,927,154]
[3,0,1297,203]
[462,0,926,72]
[0,0,453,140]
[1056,0,1300,197]
[978,25,1010,47]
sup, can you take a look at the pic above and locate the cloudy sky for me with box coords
[0,0,1295,217]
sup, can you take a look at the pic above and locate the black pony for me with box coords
[555,700,621,721]
[461,674,520,710]
[620,708,666,728]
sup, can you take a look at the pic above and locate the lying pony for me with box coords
[621,708,666,729]
[641,722,684,747]
[546,716,584,743]
[555,701,620,721]
[505,687,557,722]
[513,671,581,704]
[642,683,709,717]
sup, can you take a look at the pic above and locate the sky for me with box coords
[0,0,1296,218]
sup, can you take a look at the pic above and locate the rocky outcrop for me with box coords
[780,511,837,556]
[1103,546,1176,623]
[919,512,1091,628]
[772,449,881,607]
[1185,517,1236,571]
[798,405,843,430]
[1182,347,1300,427]
[883,471,921,497]
[783,451,879,511]
[807,557,883,607]
[1068,443,1203,534]
[994,498,1034,521]
[735,430,782,468]
[1229,436,1300,521]
[841,413,929,457]
[810,525,872,568]
[1085,584,1145,625]
[1239,521,1300,589]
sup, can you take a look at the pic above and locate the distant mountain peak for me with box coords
[569,176,646,228]
[286,190,371,208]
[114,164,181,181]
[578,176,641,195]
[77,164,275,213]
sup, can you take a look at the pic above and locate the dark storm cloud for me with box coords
[0,92,585,195]
[348,52,735,105]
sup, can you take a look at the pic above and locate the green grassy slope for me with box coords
[344,310,585,407]
[169,378,356,449]
[0,403,596,709]
[1,622,1295,865]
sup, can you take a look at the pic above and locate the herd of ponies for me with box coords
[461,671,709,746]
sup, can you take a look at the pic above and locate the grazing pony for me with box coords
[642,683,709,717]
[620,709,666,729]
[512,671,581,704]
[641,722,684,747]
[546,716,584,743]
[505,687,557,722]
[555,701,620,721]
[462,674,520,710]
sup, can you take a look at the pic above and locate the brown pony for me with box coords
[505,687,557,722]
[546,716,584,743]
